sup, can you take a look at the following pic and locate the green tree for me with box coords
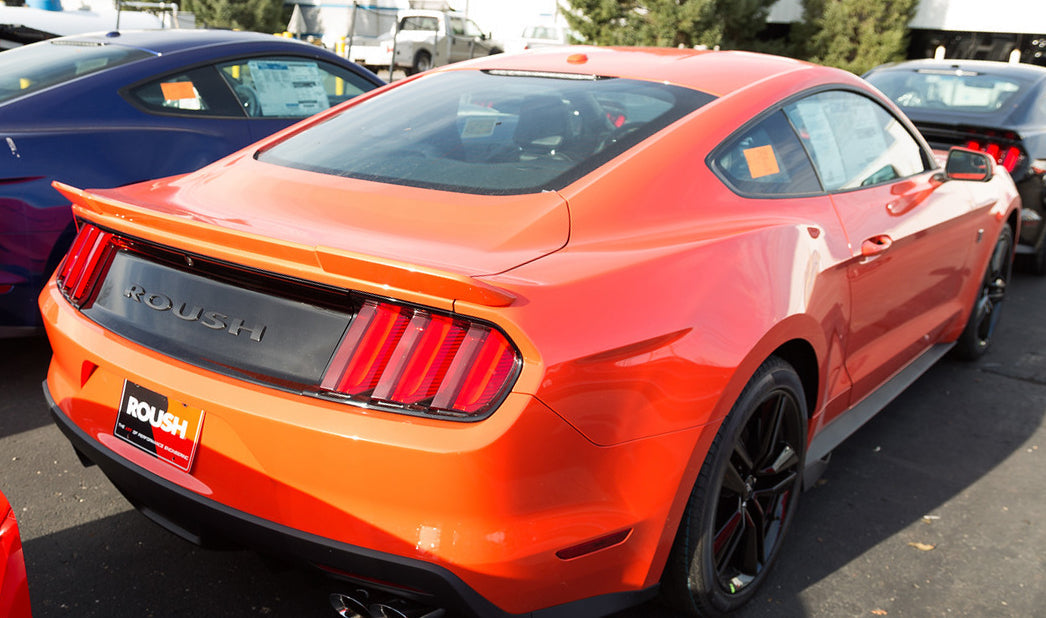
[558,0,636,46]
[559,0,776,49]
[180,0,288,33]
[795,0,919,74]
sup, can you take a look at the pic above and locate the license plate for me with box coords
[114,381,205,472]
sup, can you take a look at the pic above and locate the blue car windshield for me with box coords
[258,70,714,195]
[0,39,152,105]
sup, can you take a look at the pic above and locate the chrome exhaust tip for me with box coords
[329,590,445,618]
[330,590,371,618]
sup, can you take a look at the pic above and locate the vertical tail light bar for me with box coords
[55,223,115,307]
[322,299,519,419]
[964,133,1024,173]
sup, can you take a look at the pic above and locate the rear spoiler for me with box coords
[53,181,516,308]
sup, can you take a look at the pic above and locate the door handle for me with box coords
[861,235,893,257]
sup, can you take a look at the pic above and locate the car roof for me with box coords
[442,46,836,97]
[49,28,314,56]
[867,58,1046,82]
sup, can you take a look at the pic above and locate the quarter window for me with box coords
[711,110,821,196]
[784,91,929,191]
[128,65,243,116]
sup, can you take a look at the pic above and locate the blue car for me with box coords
[0,29,383,336]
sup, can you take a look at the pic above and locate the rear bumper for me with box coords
[44,382,516,616]
[45,381,659,617]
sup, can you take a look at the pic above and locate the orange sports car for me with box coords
[41,47,1019,617]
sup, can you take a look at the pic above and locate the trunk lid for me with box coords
[89,153,570,277]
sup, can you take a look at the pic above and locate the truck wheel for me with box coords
[408,51,432,75]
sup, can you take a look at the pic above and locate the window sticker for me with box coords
[248,60,331,117]
[161,81,197,101]
[461,115,499,138]
[786,99,845,189]
[743,144,780,179]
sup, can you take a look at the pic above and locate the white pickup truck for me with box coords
[348,9,502,75]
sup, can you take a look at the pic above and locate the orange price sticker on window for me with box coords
[743,144,780,179]
[161,81,196,101]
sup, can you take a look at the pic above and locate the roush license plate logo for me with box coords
[115,381,205,472]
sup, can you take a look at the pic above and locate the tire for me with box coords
[410,50,432,75]
[954,223,1013,360]
[662,357,807,616]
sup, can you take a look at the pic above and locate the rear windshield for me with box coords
[867,69,1028,113]
[258,70,714,195]
[0,39,152,105]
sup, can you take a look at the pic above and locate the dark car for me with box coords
[865,59,1046,271]
[0,29,383,336]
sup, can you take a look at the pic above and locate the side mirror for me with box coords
[944,147,994,182]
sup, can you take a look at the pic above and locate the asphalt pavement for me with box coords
[2,270,1045,617]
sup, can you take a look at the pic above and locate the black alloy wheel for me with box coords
[662,357,807,616]
[955,223,1013,360]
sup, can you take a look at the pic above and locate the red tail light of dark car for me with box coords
[964,130,1025,173]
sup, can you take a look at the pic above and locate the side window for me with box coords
[128,65,244,117]
[448,17,466,36]
[784,91,930,191]
[711,110,822,196]
[402,16,438,31]
[217,56,375,118]
[465,19,484,38]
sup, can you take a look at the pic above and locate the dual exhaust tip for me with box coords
[330,590,446,618]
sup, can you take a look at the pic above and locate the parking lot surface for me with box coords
[3,272,1045,617]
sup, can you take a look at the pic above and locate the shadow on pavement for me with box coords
[23,510,335,617]
[0,334,52,439]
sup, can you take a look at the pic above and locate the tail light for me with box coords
[55,223,115,307]
[321,298,519,419]
[964,130,1024,173]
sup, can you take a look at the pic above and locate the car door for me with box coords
[784,90,983,408]
[447,15,487,63]
[124,61,255,174]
